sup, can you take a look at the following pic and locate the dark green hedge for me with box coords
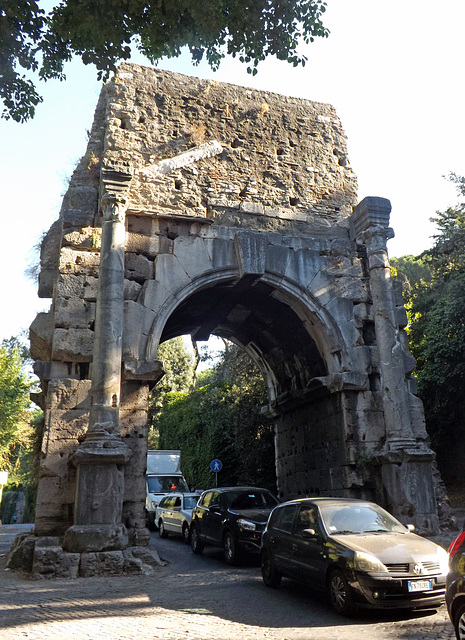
[159,382,276,493]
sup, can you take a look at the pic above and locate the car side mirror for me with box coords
[174,506,181,512]
[302,528,317,538]
[209,505,221,513]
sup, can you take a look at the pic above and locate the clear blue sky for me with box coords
[1,0,464,343]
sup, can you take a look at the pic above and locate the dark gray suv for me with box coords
[190,486,279,565]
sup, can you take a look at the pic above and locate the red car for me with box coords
[446,525,465,639]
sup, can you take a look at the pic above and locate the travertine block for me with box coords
[46,379,92,411]
[55,297,95,328]
[125,252,154,281]
[30,311,54,361]
[57,274,99,300]
[52,328,94,361]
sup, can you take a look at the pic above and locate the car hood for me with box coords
[331,531,443,562]
[229,508,273,524]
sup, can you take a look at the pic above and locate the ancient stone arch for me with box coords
[26,64,442,577]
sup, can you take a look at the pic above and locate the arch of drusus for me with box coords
[16,63,448,577]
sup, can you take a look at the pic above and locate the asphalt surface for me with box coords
[0,524,458,640]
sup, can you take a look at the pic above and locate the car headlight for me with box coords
[354,551,389,573]
[237,518,257,532]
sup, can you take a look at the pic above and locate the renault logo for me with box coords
[413,563,424,575]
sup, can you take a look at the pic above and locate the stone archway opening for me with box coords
[149,271,364,506]
[161,277,328,405]
[155,275,333,500]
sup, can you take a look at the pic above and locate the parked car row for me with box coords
[155,484,461,626]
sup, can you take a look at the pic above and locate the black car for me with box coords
[260,497,448,616]
[190,486,280,565]
[446,524,465,639]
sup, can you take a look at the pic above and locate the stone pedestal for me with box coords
[379,448,439,534]
[63,432,132,553]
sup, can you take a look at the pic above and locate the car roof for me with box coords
[202,486,273,493]
[277,497,377,508]
[160,492,199,499]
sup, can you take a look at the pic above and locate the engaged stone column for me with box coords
[351,197,438,533]
[352,197,415,448]
[63,191,132,553]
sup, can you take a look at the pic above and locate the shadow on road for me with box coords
[0,527,445,637]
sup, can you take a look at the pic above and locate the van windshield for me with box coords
[147,475,189,493]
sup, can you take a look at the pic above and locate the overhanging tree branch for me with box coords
[1,0,328,122]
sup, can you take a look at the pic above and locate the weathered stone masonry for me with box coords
[21,63,446,577]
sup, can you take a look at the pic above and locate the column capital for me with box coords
[100,192,129,223]
[100,167,133,222]
[358,226,395,256]
[350,196,392,241]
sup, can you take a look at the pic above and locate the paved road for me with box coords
[0,524,457,639]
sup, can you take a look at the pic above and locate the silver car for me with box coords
[155,493,199,543]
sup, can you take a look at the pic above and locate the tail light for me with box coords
[448,531,465,557]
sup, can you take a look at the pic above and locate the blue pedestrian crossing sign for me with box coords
[210,459,223,472]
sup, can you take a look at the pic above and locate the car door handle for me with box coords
[292,544,298,552]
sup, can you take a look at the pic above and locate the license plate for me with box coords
[408,579,433,592]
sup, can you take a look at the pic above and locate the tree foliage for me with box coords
[0,336,43,522]
[0,338,34,472]
[158,342,276,491]
[147,336,194,447]
[1,0,328,122]
[398,175,465,482]
[418,173,465,282]
[390,254,431,297]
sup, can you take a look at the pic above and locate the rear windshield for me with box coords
[226,490,279,510]
[147,476,189,493]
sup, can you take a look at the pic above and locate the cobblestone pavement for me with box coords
[0,525,458,640]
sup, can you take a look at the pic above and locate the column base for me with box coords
[377,446,439,535]
[63,523,128,553]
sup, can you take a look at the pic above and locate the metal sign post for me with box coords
[210,459,222,487]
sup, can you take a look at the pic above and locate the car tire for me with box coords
[182,523,190,544]
[261,551,282,588]
[190,523,204,554]
[454,603,465,639]
[329,569,358,616]
[223,531,240,565]
[158,520,168,538]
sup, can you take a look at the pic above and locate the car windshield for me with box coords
[226,490,279,510]
[320,503,408,535]
[147,476,189,493]
[183,496,198,510]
